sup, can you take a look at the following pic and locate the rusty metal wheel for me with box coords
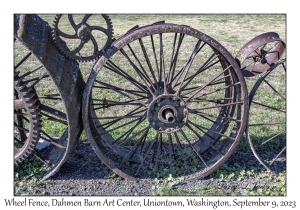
[14,73,42,164]
[14,14,84,180]
[236,32,286,77]
[82,23,248,181]
[246,58,286,172]
[52,14,114,62]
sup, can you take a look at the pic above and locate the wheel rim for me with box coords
[83,23,248,180]
[247,58,286,172]
[236,32,286,77]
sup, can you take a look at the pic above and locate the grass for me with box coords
[15,14,286,196]
[152,164,286,196]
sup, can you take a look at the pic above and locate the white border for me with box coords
[2,1,298,209]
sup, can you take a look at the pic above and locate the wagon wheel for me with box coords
[82,23,248,181]
[246,58,286,172]
[236,32,286,77]
[14,14,84,180]
[52,14,114,62]
[14,72,42,164]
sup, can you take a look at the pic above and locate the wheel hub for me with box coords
[147,94,188,133]
[77,25,91,43]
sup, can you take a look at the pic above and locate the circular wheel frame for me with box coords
[83,23,248,181]
[52,14,114,62]
[246,58,286,172]
[236,32,286,77]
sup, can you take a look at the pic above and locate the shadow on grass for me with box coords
[14,133,286,182]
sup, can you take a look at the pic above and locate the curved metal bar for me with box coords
[14,14,85,180]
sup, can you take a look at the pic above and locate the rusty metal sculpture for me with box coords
[82,23,249,181]
[14,14,286,181]
[14,14,85,180]
[236,32,286,172]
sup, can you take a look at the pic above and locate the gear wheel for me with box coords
[14,71,42,164]
[51,14,114,62]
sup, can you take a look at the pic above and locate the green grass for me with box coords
[15,14,286,196]
[152,165,286,196]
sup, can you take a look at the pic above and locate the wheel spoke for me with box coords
[188,120,236,141]
[105,61,149,93]
[139,38,158,85]
[24,72,50,87]
[180,130,208,167]
[14,137,25,145]
[111,117,147,146]
[174,49,219,90]
[189,101,243,111]
[100,107,146,129]
[39,104,67,120]
[269,146,286,165]
[56,28,77,39]
[38,94,61,100]
[135,132,158,175]
[100,117,144,135]
[159,33,167,93]
[153,133,162,177]
[92,98,146,110]
[167,134,174,174]
[263,79,286,101]
[81,14,92,24]
[190,110,241,123]
[93,84,147,98]
[115,127,150,164]
[120,47,156,96]
[126,44,156,87]
[33,149,49,164]
[282,61,286,71]
[190,82,240,100]
[150,35,160,81]
[40,130,66,149]
[125,126,150,161]
[176,40,202,94]
[14,52,32,70]
[40,112,67,125]
[173,132,189,172]
[14,110,28,117]
[185,123,224,156]
[94,80,148,107]
[252,101,285,113]
[248,122,285,126]
[186,65,232,102]
[69,42,85,54]
[181,77,229,97]
[168,33,185,85]
[257,130,286,148]
[17,64,44,79]
[89,25,108,34]
[67,15,77,30]
[90,36,99,55]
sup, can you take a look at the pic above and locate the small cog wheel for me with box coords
[51,14,114,62]
[14,72,42,164]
